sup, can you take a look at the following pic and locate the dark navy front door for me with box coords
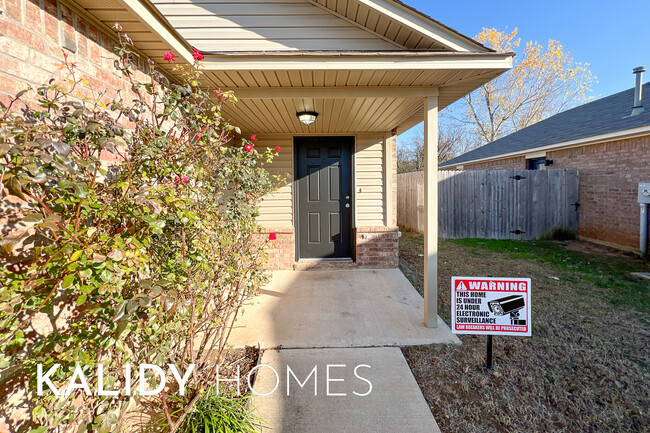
[295,137,353,259]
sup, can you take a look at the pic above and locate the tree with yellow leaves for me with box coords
[452,28,595,146]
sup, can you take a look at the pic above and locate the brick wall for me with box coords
[0,0,153,140]
[456,136,650,251]
[260,228,295,270]
[548,136,650,250]
[261,226,399,270]
[354,226,399,268]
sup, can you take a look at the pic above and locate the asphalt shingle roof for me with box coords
[441,82,650,167]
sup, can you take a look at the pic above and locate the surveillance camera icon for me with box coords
[488,295,526,325]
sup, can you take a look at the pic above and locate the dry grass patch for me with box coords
[400,231,650,433]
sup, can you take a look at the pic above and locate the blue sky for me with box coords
[398,0,650,143]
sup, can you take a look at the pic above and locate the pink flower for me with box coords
[181,176,188,184]
[163,52,174,62]
[174,176,180,184]
[195,134,201,140]
[269,232,277,241]
[250,135,257,141]
[192,49,204,61]
[244,144,253,153]
[201,126,205,132]
[275,146,281,152]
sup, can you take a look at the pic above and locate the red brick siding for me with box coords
[548,136,650,250]
[260,226,399,270]
[0,0,154,156]
[260,228,295,270]
[354,226,399,268]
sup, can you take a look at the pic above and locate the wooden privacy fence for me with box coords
[397,169,580,240]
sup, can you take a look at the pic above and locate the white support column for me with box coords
[423,95,438,328]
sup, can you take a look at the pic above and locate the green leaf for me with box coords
[76,294,87,305]
[5,176,24,198]
[70,250,83,262]
[113,301,126,321]
[61,274,75,288]
[31,405,47,421]
[28,427,47,433]
[22,213,43,223]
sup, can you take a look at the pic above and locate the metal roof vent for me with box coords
[631,65,646,116]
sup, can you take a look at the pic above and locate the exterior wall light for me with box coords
[296,111,318,125]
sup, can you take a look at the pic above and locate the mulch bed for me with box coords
[219,346,262,395]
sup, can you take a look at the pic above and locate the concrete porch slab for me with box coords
[229,269,460,349]
[252,347,441,433]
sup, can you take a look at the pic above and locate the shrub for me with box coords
[173,388,260,433]
[0,30,279,432]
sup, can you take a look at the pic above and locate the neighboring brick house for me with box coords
[441,72,650,252]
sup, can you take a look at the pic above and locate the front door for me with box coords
[295,137,353,259]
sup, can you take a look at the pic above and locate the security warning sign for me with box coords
[451,277,531,336]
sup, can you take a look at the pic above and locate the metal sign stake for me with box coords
[486,335,493,370]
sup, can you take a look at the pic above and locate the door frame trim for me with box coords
[293,136,356,262]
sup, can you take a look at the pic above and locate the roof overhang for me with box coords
[441,125,650,168]
[74,0,512,133]
[342,0,490,52]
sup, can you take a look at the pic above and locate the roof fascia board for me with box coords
[123,0,194,63]
[356,0,480,52]
[443,125,650,167]
[201,54,513,71]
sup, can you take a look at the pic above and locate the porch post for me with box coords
[423,94,438,328]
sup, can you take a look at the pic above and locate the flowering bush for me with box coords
[0,31,279,432]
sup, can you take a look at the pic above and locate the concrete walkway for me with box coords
[230,269,457,433]
[229,269,459,349]
[253,348,441,433]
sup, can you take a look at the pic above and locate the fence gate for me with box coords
[397,169,580,240]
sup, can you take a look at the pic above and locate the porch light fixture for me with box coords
[296,111,318,125]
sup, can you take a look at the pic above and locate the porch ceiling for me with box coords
[220,96,422,134]
[210,67,505,133]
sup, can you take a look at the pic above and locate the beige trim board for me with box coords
[201,54,513,71]
[123,0,194,62]
[525,150,547,159]
[355,0,479,52]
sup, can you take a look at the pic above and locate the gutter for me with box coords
[200,50,515,58]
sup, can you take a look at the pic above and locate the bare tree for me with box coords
[397,120,468,173]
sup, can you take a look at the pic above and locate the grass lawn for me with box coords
[399,230,650,433]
